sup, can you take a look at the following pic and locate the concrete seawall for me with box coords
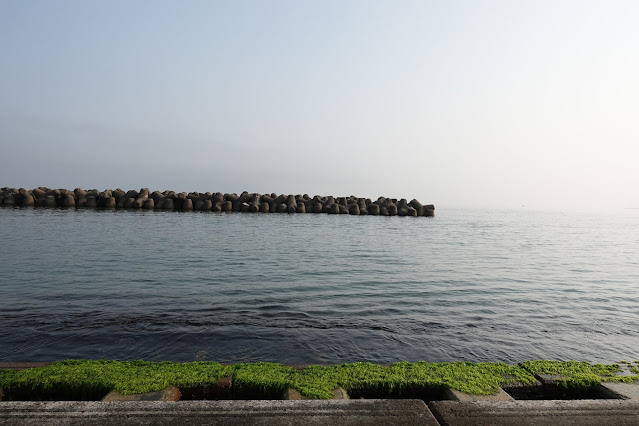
[0,187,435,217]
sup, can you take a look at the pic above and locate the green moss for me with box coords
[294,363,393,399]
[254,361,539,399]
[13,359,639,401]
[231,362,295,398]
[0,360,230,399]
[521,360,639,391]
[522,360,620,378]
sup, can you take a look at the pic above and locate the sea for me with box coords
[0,206,638,365]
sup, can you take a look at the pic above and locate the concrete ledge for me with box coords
[442,388,514,402]
[283,387,349,400]
[0,399,439,426]
[101,386,181,401]
[598,382,639,400]
[429,399,639,426]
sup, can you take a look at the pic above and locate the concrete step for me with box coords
[429,399,639,426]
[442,388,514,402]
[283,386,349,400]
[0,399,440,426]
[101,386,181,401]
[598,382,639,400]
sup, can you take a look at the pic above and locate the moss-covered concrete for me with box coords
[1,359,637,401]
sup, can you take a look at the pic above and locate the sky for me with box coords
[1,0,637,212]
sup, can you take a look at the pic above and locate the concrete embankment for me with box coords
[4,399,639,426]
[0,187,435,216]
[2,361,639,425]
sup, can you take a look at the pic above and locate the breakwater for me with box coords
[0,187,434,216]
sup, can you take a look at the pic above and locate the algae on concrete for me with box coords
[1,359,540,400]
[521,360,639,392]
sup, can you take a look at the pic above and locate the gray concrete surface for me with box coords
[442,388,514,402]
[599,382,639,400]
[101,386,181,401]
[283,387,349,400]
[429,399,639,426]
[0,399,439,426]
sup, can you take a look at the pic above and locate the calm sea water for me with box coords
[0,207,638,364]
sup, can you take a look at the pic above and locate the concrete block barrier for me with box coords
[0,187,434,217]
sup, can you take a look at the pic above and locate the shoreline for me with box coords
[3,360,639,424]
[1,359,638,401]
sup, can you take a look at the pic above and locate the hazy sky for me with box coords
[1,0,637,211]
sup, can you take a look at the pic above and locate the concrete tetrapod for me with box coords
[0,187,435,217]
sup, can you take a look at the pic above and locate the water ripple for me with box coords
[0,207,638,363]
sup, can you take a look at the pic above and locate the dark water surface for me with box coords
[1,207,638,364]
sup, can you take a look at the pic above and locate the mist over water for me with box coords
[1,207,638,364]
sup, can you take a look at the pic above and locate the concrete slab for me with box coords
[429,399,639,426]
[535,373,560,385]
[101,386,181,401]
[283,387,349,400]
[598,382,639,400]
[442,388,514,402]
[0,399,440,426]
